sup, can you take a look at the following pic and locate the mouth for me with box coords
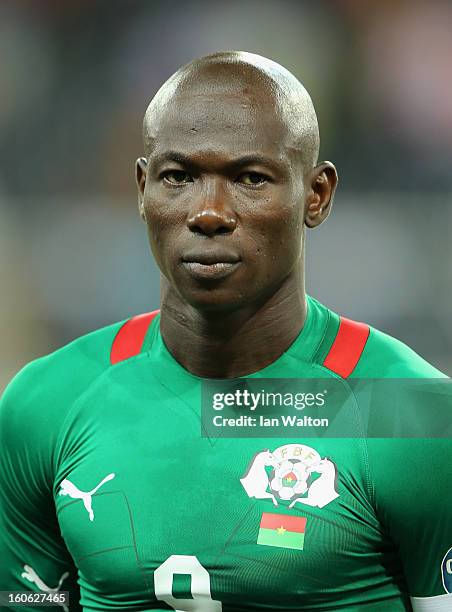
[181,251,241,280]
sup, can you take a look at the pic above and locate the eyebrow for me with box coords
[150,150,287,173]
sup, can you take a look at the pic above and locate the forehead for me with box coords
[146,90,297,164]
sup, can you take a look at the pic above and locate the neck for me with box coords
[159,272,307,378]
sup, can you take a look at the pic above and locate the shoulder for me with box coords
[311,296,446,378]
[0,318,135,500]
[351,323,447,378]
[0,318,126,433]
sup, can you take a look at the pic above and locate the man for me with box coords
[0,52,450,611]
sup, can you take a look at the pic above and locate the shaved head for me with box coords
[143,51,320,170]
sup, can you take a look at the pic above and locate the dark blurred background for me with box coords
[1,0,452,389]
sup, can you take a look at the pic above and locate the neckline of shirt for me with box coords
[142,294,329,384]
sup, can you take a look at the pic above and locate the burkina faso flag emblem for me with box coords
[257,512,306,550]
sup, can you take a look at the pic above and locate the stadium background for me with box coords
[1,0,452,390]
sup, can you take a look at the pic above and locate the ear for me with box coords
[304,161,338,229]
[135,157,148,221]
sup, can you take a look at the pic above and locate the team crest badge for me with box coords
[240,444,339,509]
[442,546,452,593]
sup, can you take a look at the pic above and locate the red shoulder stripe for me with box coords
[322,316,370,378]
[110,310,160,365]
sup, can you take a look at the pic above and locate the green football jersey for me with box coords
[1,295,451,611]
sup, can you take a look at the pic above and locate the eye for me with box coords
[237,172,268,186]
[162,170,193,185]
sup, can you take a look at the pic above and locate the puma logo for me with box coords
[21,564,69,611]
[59,472,116,521]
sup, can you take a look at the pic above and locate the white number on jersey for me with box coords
[154,555,222,611]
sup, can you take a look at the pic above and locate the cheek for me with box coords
[143,197,185,262]
[248,202,304,267]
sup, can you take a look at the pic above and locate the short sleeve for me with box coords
[367,438,452,611]
[0,364,82,611]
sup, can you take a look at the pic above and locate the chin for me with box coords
[179,288,251,314]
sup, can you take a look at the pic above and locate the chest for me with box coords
[54,395,388,610]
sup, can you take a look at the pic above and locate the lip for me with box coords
[182,261,241,280]
[182,251,240,265]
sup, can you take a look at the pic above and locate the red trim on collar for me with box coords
[110,310,160,365]
[323,316,370,378]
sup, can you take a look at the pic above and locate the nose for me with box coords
[187,182,237,236]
